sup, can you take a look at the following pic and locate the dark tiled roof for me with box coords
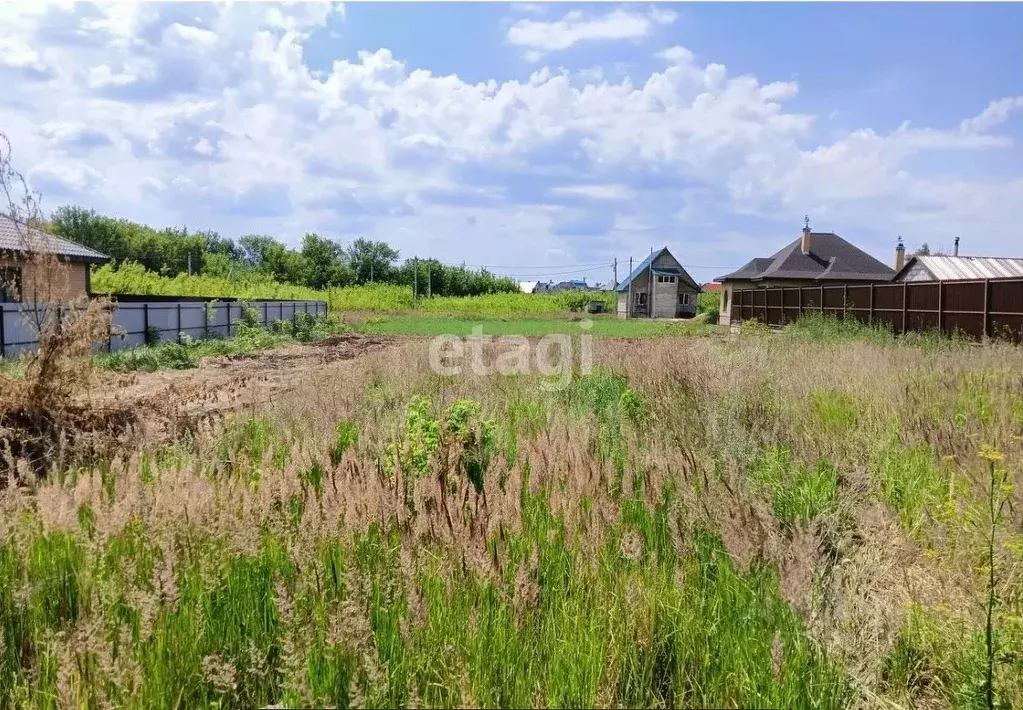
[617,247,701,292]
[0,214,109,264]
[717,232,894,283]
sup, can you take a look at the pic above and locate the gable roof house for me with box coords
[715,222,895,325]
[616,247,701,318]
[0,214,109,303]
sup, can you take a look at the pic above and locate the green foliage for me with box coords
[92,264,617,317]
[95,313,344,373]
[330,420,359,466]
[810,389,859,433]
[444,399,497,494]
[880,605,1007,709]
[61,204,519,296]
[386,395,442,479]
[748,446,840,528]
[871,438,953,535]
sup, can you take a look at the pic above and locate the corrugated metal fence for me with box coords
[0,299,328,358]
[730,278,1023,341]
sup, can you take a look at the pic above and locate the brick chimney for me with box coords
[801,215,812,254]
[895,236,905,272]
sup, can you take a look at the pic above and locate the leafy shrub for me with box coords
[445,398,497,494]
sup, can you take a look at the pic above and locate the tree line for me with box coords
[50,206,519,297]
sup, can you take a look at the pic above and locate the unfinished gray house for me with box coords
[616,247,701,318]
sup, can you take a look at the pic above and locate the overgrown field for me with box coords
[92,263,617,317]
[1,322,1021,709]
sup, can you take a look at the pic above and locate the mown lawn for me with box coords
[353,314,721,338]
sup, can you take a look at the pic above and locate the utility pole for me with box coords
[626,257,633,319]
[187,252,192,276]
[370,259,374,283]
[413,257,418,301]
[613,258,617,291]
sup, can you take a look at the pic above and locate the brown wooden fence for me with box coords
[729,279,1023,341]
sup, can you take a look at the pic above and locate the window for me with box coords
[634,292,647,306]
[657,275,676,283]
[679,292,691,306]
[0,267,21,304]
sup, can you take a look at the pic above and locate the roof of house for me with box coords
[0,214,109,264]
[701,282,722,293]
[550,279,590,292]
[616,247,701,292]
[717,232,894,283]
[893,254,1023,282]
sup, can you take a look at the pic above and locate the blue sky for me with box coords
[1,2,1021,285]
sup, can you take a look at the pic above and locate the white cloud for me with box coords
[657,45,694,66]
[507,8,677,59]
[163,22,219,48]
[0,2,1020,266]
[550,184,635,200]
[28,161,105,192]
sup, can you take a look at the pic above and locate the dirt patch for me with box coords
[90,333,399,440]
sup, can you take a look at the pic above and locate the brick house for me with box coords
[0,214,109,303]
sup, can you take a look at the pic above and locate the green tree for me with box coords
[301,233,352,289]
[345,238,399,284]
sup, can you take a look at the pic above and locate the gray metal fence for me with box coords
[0,299,328,358]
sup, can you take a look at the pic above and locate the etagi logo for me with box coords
[428,320,594,391]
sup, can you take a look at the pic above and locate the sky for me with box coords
[1,2,1021,286]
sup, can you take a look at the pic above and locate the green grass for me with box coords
[95,313,346,373]
[0,442,849,710]
[354,314,721,338]
[747,446,841,530]
[92,264,619,317]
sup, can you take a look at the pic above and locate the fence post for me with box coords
[937,281,943,334]
[143,303,150,346]
[0,306,5,358]
[177,302,182,344]
[983,279,990,339]
[203,303,209,339]
[227,303,232,337]
[902,282,908,334]
[868,284,874,325]
[107,305,113,352]
[264,302,269,328]
[820,286,824,314]
[843,284,848,320]
[797,286,802,320]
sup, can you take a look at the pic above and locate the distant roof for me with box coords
[617,247,701,292]
[895,254,1023,282]
[550,279,590,291]
[717,232,894,283]
[0,214,109,264]
[701,282,722,293]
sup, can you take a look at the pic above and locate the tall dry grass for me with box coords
[0,331,1021,708]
